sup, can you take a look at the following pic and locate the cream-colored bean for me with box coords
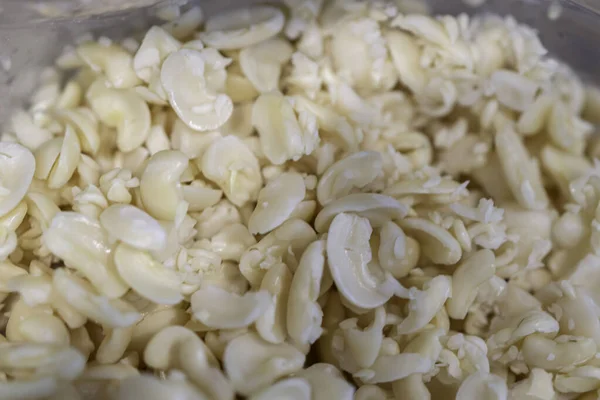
[129,306,189,352]
[133,26,181,82]
[378,221,420,279]
[340,306,386,368]
[397,276,451,334]
[240,38,293,93]
[0,342,85,380]
[517,94,554,135]
[221,101,254,137]
[240,218,316,287]
[177,338,235,400]
[76,42,140,88]
[490,70,539,112]
[31,73,59,106]
[0,201,27,231]
[87,80,151,152]
[100,205,167,251]
[0,261,27,293]
[355,385,393,400]
[10,110,53,151]
[413,77,457,118]
[399,218,463,265]
[144,326,217,370]
[554,366,600,394]
[455,371,507,400]
[50,125,80,189]
[113,243,183,305]
[296,363,355,400]
[406,325,445,361]
[521,335,597,371]
[327,213,407,309]
[60,180,100,213]
[256,263,292,344]
[494,127,549,210]
[553,287,600,346]
[200,6,285,50]
[292,95,361,152]
[26,192,60,231]
[145,125,171,155]
[223,332,305,395]
[317,290,348,364]
[139,150,188,221]
[45,382,81,400]
[76,154,100,188]
[201,135,262,207]
[5,299,52,342]
[440,333,489,382]
[28,259,52,275]
[329,325,364,374]
[203,223,256,262]
[203,328,248,362]
[50,292,87,330]
[52,268,140,328]
[112,374,209,400]
[162,6,204,40]
[548,101,591,154]
[191,285,270,329]
[197,256,247,295]
[43,212,128,298]
[95,326,134,364]
[193,200,242,240]
[249,378,311,400]
[325,54,391,118]
[99,168,138,205]
[392,374,431,400]
[183,185,223,214]
[356,352,433,384]
[541,145,592,200]
[56,80,83,110]
[226,68,260,103]
[135,77,169,104]
[493,283,539,321]
[447,250,495,320]
[487,310,560,358]
[81,363,140,381]
[315,193,409,233]
[287,240,326,350]
[508,368,554,399]
[70,326,94,359]
[290,200,317,223]
[385,30,426,93]
[317,151,383,206]
[248,172,306,234]
[0,377,58,400]
[17,313,70,346]
[252,92,319,165]
[56,108,100,155]
[0,143,36,218]
[0,228,17,262]
[161,49,233,131]
[33,124,80,189]
[576,391,600,400]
